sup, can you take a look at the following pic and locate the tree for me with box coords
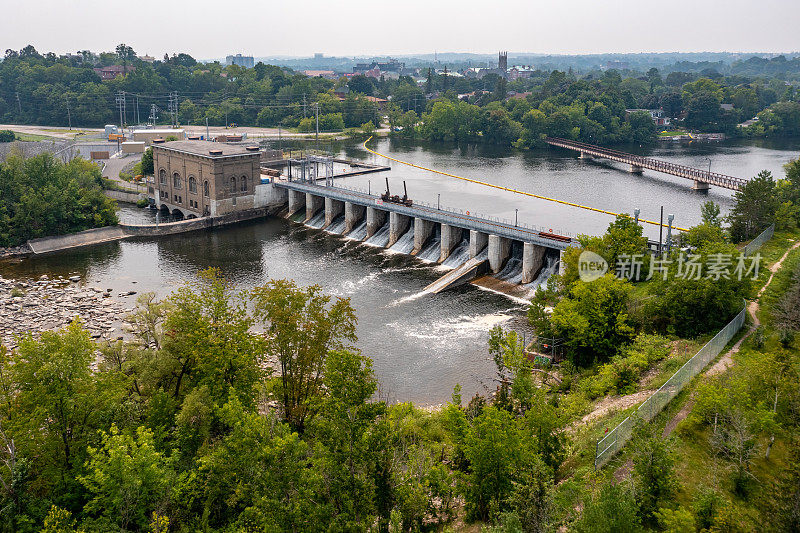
[0,130,14,142]
[79,425,173,531]
[550,274,635,366]
[463,406,535,521]
[508,456,553,533]
[250,279,358,432]
[348,75,373,95]
[727,170,778,242]
[114,43,135,74]
[140,147,153,176]
[632,427,677,522]
[573,481,641,533]
[425,68,434,95]
[701,200,722,227]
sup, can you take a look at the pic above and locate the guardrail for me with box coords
[744,224,775,257]
[595,299,748,468]
[274,180,578,250]
[545,137,746,191]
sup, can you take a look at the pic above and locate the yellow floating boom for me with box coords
[362,136,688,232]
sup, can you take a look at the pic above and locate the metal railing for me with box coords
[545,137,746,191]
[744,224,775,257]
[275,179,578,250]
[595,299,748,468]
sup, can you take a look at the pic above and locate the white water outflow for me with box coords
[306,210,326,229]
[441,237,471,268]
[388,220,415,254]
[364,219,390,247]
[347,220,368,241]
[325,215,347,235]
[415,225,442,263]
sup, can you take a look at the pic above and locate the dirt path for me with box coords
[662,239,800,438]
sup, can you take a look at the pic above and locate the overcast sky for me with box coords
[3,0,798,59]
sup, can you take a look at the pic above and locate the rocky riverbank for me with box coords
[0,273,138,349]
[0,243,32,259]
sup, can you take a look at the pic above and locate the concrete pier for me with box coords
[344,202,366,233]
[629,163,644,174]
[559,250,565,276]
[288,190,305,216]
[692,179,710,191]
[579,151,592,159]
[388,212,410,247]
[324,197,344,227]
[521,242,546,284]
[470,230,488,258]
[305,193,323,222]
[413,218,435,255]
[440,224,463,262]
[488,235,511,273]
[366,207,387,238]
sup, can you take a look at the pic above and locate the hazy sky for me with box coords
[3,0,798,59]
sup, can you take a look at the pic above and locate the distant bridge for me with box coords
[544,137,748,191]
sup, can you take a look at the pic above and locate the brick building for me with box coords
[151,140,261,218]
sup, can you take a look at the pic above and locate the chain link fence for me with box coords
[744,224,775,257]
[595,300,747,468]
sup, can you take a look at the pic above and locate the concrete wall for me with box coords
[521,242,546,284]
[440,224,462,262]
[345,202,366,233]
[366,207,387,238]
[470,230,488,258]
[325,198,344,227]
[104,189,146,204]
[288,189,305,215]
[27,207,279,255]
[488,235,511,273]
[305,193,323,221]
[412,218,435,255]
[254,182,287,209]
[389,212,410,247]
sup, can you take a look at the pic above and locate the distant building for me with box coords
[463,51,510,80]
[720,103,735,112]
[138,54,155,63]
[152,140,262,218]
[226,54,255,68]
[132,129,186,146]
[93,65,135,80]
[508,66,535,81]
[605,60,630,70]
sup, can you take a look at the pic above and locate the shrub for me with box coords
[0,129,16,142]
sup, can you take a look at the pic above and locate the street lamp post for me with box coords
[515,208,518,227]
[437,193,440,210]
[705,157,712,180]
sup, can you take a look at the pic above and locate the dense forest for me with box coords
[1,45,799,147]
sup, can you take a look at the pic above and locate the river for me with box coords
[1,137,798,405]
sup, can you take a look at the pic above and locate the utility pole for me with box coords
[65,98,71,130]
[206,117,209,140]
[303,93,307,118]
[15,92,21,115]
[315,102,319,150]
[116,91,125,133]
[150,104,157,127]
[658,206,664,254]
[173,91,179,127]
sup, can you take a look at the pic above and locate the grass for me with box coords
[658,130,688,137]
[10,131,59,141]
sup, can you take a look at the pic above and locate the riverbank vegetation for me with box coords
[2,45,800,144]
[0,152,117,247]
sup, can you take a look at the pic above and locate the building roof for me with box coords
[134,129,185,135]
[155,140,260,158]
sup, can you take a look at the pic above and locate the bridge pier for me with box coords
[288,190,305,216]
[469,230,488,258]
[305,193,323,222]
[366,207,387,238]
[488,235,511,274]
[521,242,546,284]
[413,218,435,255]
[344,202,366,233]
[388,212,410,247]
[559,250,565,276]
[440,224,463,262]
[324,198,344,228]
[579,151,592,160]
[629,164,644,174]
[692,179,710,191]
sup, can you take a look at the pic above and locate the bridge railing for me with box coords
[545,137,745,189]
[332,182,577,238]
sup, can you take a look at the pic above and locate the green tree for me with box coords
[79,425,173,531]
[0,130,15,142]
[550,274,635,366]
[573,481,641,533]
[727,170,778,242]
[632,427,677,522]
[251,279,358,433]
[140,147,153,176]
[701,200,722,227]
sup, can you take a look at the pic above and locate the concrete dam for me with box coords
[273,178,575,294]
